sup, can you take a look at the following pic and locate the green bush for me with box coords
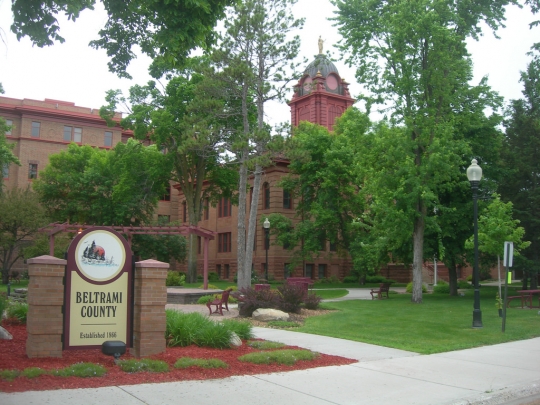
[238,349,319,366]
[221,319,253,340]
[466,274,473,282]
[208,272,220,282]
[248,340,286,349]
[117,359,169,373]
[458,280,472,289]
[0,369,19,381]
[54,363,107,377]
[406,282,427,293]
[174,357,228,369]
[198,284,219,290]
[365,275,396,284]
[6,301,28,324]
[166,271,186,286]
[22,367,48,378]
[433,281,450,294]
[0,293,8,319]
[197,295,214,305]
[343,276,358,283]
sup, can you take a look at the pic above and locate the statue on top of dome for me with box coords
[318,36,324,54]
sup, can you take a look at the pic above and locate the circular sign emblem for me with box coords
[75,230,126,282]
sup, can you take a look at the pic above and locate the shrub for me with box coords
[166,271,186,286]
[221,319,253,340]
[277,283,305,313]
[433,281,450,294]
[0,369,19,381]
[22,367,48,378]
[406,282,427,293]
[0,293,8,320]
[117,359,169,373]
[343,276,358,283]
[174,357,228,369]
[458,280,472,289]
[208,272,220,282]
[54,363,107,377]
[6,301,28,324]
[198,284,219,290]
[303,292,322,310]
[238,287,279,317]
[466,274,473,282]
[195,322,232,349]
[197,295,214,305]
[248,340,286,349]
[238,349,319,366]
[365,275,396,284]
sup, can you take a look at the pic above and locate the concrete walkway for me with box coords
[2,288,540,405]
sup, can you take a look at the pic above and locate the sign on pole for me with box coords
[503,241,514,268]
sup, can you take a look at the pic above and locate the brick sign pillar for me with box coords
[132,259,169,357]
[26,255,66,358]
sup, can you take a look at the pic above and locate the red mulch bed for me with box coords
[0,324,356,393]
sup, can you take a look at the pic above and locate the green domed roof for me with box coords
[304,54,340,78]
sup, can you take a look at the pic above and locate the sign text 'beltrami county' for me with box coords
[64,228,133,349]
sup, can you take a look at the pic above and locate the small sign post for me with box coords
[502,241,514,332]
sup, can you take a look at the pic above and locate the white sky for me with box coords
[0,0,538,126]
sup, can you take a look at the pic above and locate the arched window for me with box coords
[263,182,270,209]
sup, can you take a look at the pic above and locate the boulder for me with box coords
[229,332,242,347]
[0,326,13,340]
[252,308,289,322]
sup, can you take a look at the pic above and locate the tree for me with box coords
[213,0,303,288]
[0,85,21,195]
[102,71,238,283]
[333,0,512,302]
[500,55,540,284]
[9,0,234,77]
[34,139,169,225]
[0,188,48,284]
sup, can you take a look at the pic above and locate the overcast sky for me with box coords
[0,0,538,126]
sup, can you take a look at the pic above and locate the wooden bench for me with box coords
[206,288,232,316]
[370,283,392,300]
[506,296,523,308]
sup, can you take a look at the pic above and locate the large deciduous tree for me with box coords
[213,0,303,289]
[333,0,512,302]
[102,71,238,283]
[0,188,47,284]
[9,0,234,77]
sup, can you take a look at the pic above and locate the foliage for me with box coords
[6,301,28,324]
[315,276,341,284]
[0,292,7,319]
[221,319,253,340]
[433,281,450,295]
[166,272,186,287]
[116,359,169,373]
[238,287,280,317]
[196,295,214,305]
[21,367,48,379]
[365,275,396,284]
[495,293,504,310]
[0,118,21,195]
[34,140,168,226]
[23,233,72,261]
[303,293,322,310]
[208,272,220,282]
[53,363,107,377]
[458,280,473,289]
[248,340,286,349]
[238,349,318,366]
[276,283,305,313]
[10,0,234,77]
[0,187,48,284]
[266,320,301,328]
[343,276,358,284]
[0,369,19,381]
[131,223,187,264]
[406,283,427,294]
[174,357,228,369]
[198,284,219,290]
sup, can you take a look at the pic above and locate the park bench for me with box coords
[206,288,233,316]
[506,295,523,308]
[370,283,392,300]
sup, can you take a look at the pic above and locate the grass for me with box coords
[53,363,107,377]
[314,289,349,300]
[238,349,319,365]
[174,357,228,369]
[117,359,169,373]
[248,340,286,349]
[0,280,28,294]
[267,320,301,328]
[297,286,540,354]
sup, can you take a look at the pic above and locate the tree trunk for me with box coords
[411,209,425,303]
[447,259,458,296]
[236,156,249,289]
[244,162,263,282]
[186,233,198,283]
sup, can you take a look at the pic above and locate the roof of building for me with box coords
[303,54,340,78]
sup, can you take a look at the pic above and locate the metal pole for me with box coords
[502,244,510,332]
[472,181,483,328]
[265,228,269,281]
[434,257,438,286]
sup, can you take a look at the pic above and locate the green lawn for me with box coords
[298,286,540,354]
[314,289,349,300]
[0,280,28,294]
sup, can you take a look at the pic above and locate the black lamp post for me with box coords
[263,218,270,281]
[467,158,483,328]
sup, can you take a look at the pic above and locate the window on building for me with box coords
[31,121,40,138]
[104,131,113,147]
[218,232,232,253]
[319,233,326,251]
[318,264,327,279]
[305,264,314,278]
[329,241,337,252]
[204,198,209,220]
[63,126,82,142]
[263,182,270,209]
[28,163,38,179]
[182,201,187,222]
[283,189,292,209]
[216,264,221,278]
[5,119,12,135]
[2,163,9,179]
[224,264,230,279]
[197,236,201,254]
[161,185,171,201]
[218,197,231,218]
[284,263,291,279]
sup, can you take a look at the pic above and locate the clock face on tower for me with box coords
[326,74,338,91]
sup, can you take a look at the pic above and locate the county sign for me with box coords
[64,227,133,349]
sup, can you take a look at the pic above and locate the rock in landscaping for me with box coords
[252,308,289,322]
[0,326,13,340]
[229,332,242,347]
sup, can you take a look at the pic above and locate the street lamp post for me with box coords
[263,218,270,281]
[467,159,483,328]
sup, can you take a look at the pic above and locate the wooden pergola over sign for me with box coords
[39,223,216,289]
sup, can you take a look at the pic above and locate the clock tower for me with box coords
[289,50,355,131]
